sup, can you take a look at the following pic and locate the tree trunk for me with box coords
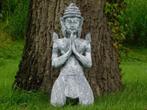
[14,0,122,97]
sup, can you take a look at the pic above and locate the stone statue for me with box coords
[50,3,94,106]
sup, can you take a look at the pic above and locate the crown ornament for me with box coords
[62,3,83,19]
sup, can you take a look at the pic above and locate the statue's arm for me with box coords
[51,37,72,68]
[72,42,92,68]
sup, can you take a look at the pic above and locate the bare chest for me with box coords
[57,39,86,54]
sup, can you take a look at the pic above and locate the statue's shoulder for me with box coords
[53,32,66,45]
[53,38,64,45]
[78,38,91,45]
[76,39,90,50]
[78,38,87,43]
[79,33,91,44]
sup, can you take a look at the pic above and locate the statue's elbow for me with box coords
[85,62,92,68]
[52,61,59,68]
[88,63,92,68]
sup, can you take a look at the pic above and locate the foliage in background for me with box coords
[0,0,147,109]
[1,0,147,47]
[121,0,147,47]
[104,1,126,48]
[0,0,29,39]
[105,0,147,47]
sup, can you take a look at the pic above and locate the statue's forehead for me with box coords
[64,17,81,20]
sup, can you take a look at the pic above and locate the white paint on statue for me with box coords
[50,3,94,106]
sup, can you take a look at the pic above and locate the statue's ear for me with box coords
[60,17,64,26]
[53,32,58,41]
[60,17,66,36]
[85,33,91,42]
[80,17,84,27]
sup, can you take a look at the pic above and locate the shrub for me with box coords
[121,0,147,47]
[1,0,29,39]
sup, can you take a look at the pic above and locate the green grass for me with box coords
[0,41,147,110]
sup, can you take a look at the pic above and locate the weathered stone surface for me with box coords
[50,3,94,106]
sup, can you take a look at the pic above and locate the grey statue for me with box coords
[50,3,94,106]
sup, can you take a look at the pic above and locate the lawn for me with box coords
[0,41,147,110]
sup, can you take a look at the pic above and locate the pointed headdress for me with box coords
[62,3,83,19]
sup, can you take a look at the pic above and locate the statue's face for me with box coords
[64,17,81,32]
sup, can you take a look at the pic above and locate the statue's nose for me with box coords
[70,25,75,29]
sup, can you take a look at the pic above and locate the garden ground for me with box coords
[0,39,147,110]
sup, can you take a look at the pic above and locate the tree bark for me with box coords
[14,0,122,97]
